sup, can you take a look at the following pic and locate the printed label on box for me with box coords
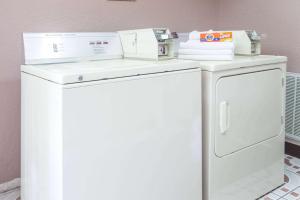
[200,32,233,42]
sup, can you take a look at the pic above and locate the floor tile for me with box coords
[0,188,20,200]
[261,155,300,200]
[259,192,281,199]
[273,185,294,197]
[286,155,300,176]
[282,187,300,200]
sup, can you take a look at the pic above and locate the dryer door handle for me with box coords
[220,101,230,134]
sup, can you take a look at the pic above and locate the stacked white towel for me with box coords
[178,31,235,61]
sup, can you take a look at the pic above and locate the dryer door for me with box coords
[215,69,283,157]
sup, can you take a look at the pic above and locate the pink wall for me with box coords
[0,0,216,184]
[217,0,300,72]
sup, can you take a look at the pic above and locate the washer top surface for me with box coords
[193,55,287,72]
[21,59,199,84]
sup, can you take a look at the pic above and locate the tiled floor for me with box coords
[260,155,300,200]
[0,188,20,200]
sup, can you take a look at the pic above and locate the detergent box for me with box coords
[200,32,233,42]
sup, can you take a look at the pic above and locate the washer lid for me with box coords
[197,55,287,72]
[21,59,199,84]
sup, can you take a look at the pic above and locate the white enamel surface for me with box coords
[21,59,199,84]
[215,69,283,157]
[62,71,202,200]
[201,59,286,200]
[188,55,287,72]
[21,60,202,200]
[21,74,63,200]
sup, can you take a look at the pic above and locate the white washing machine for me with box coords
[198,55,287,200]
[21,59,203,200]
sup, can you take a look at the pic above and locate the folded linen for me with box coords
[189,31,203,40]
[178,54,234,61]
[180,40,234,50]
[178,49,233,55]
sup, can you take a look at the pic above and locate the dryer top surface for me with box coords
[190,55,287,72]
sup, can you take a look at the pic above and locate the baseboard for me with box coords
[286,141,300,159]
[0,178,20,194]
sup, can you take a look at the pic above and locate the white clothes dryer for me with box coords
[187,55,286,200]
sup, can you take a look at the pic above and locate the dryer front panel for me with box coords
[215,69,283,157]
